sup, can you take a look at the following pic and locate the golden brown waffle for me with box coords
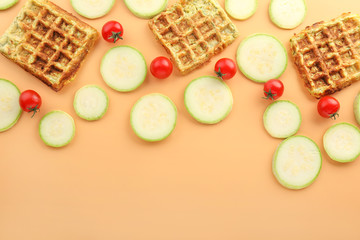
[148,0,239,75]
[290,13,360,99]
[0,0,98,91]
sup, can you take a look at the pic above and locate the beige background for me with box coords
[1,0,360,239]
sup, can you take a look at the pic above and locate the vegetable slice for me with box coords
[71,0,115,19]
[0,0,18,10]
[124,0,168,19]
[353,92,360,125]
[323,122,360,163]
[101,46,147,92]
[263,100,301,138]
[39,110,75,147]
[0,79,22,132]
[269,0,307,29]
[273,135,322,190]
[184,76,233,124]
[73,85,108,121]
[131,93,177,142]
[236,34,288,83]
[225,0,257,20]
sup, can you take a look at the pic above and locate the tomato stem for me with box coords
[214,67,226,80]
[330,111,339,120]
[263,89,277,100]
[108,31,123,43]
[27,105,40,118]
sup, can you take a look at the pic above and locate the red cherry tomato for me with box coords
[150,56,173,79]
[214,58,237,80]
[263,79,284,100]
[102,21,124,43]
[19,90,42,117]
[317,96,340,119]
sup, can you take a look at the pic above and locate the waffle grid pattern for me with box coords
[149,0,239,75]
[290,13,360,98]
[0,0,98,91]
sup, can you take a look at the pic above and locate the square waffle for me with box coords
[290,13,360,99]
[148,0,239,75]
[0,0,99,91]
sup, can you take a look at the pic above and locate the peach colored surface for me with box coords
[1,0,360,239]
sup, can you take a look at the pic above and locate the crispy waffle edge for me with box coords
[148,0,239,75]
[0,0,99,91]
[290,12,360,99]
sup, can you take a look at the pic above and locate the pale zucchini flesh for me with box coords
[269,0,307,29]
[101,46,147,92]
[263,100,301,139]
[353,92,360,125]
[73,85,109,121]
[225,0,257,20]
[184,76,233,124]
[0,0,19,10]
[39,110,75,147]
[131,93,177,142]
[71,0,115,19]
[124,0,168,19]
[236,34,288,83]
[273,135,322,190]
[323,123,360,163]
[0,79,22,132]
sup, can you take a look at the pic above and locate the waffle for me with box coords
[290,13,360,99]
[0,0,99,91]
[148,0,239,75]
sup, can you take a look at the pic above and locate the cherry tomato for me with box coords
[102,21,124,43]
[19,90,42,118]
[263,79,284,100]
[214,58,236,80]
[317,96,340,119]
[150,56,173,79]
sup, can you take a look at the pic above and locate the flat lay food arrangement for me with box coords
[1,0,360,239]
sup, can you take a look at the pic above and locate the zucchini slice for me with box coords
[39,110,75,147]
[101,46,147,92]
[225,0,257,20]
[269,0,307,29]
[273,135,322,190]
[71,0,115,19]
[0,79,22,132]
[74,85,109,121]
[323,122,360,163]
[131,93,177,142]
[124,0,167,19]
[0,0,19,10]
[263,100,301,139]
[236,34,288,83]
[184,76,233,124]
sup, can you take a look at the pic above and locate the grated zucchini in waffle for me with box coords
[0,0,99,91]
[290,13,360,98]
[148,0,239,75]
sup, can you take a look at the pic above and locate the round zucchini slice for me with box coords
[131,93,177,142]
[236,34,288,83]
[71,0,115,19]
[184,76,233,124]
[0,79,22,132]
[269,0,307,29]
[323,122,360,163]
[74,85,109,121]
[263,100,301,139]
[101,46,147,92]
[0,0,19,10]
[273,135,322,190]
[39,110,75,147]
[124,0,168,19]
